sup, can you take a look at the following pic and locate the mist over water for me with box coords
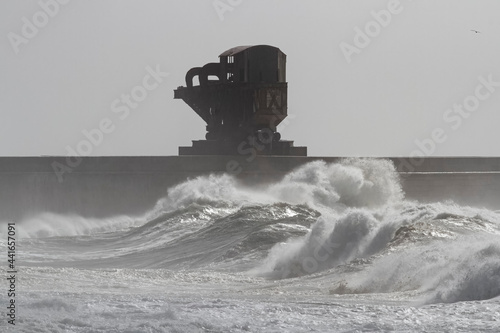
[3,158,500,332]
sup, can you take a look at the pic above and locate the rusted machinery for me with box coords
[174,45,306,156]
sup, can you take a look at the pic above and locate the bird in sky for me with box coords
[471,29,481,34]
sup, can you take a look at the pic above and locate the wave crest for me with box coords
[269,158,403,210]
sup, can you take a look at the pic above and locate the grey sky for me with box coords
[1,0,499,157]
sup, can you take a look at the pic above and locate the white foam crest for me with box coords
[254,209,397,278]
[151,173,270,215]
[255,194,500,280]
[429,243,500,303]
[344,236,500,303]
[269,158,403,211]
[251,158,404,278]
[3,213,145,239]
[395,200,500,236]
[152,158,403,217]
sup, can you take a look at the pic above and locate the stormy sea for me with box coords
[1,158,499,332]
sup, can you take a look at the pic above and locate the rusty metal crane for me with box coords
[174,45,306,156]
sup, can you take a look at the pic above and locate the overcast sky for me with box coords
[1,0,499,157]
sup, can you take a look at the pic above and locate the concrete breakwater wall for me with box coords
[1,156,499,221]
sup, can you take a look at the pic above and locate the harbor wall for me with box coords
[1,156,499,221]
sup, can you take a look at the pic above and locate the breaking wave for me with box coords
[14,158,500,304]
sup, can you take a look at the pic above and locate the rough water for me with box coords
[1,158,499,332]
